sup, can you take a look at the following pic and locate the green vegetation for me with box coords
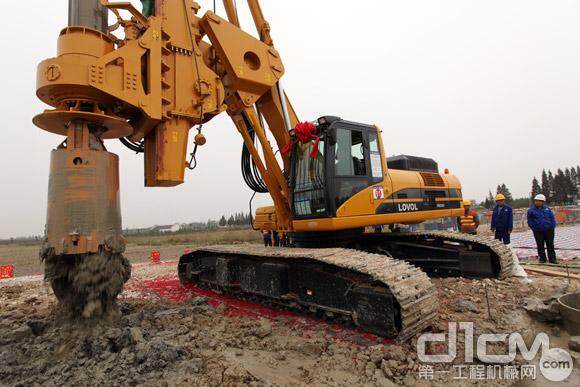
[483,164,580,208]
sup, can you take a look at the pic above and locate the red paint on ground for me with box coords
[125,271,390,345]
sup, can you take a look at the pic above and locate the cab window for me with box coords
[332,126,370,209]
[335,128,367,176]
[292,141,327,217]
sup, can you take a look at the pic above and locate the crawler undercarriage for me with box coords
[179,231,516,340]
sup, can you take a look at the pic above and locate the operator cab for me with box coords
[290,116,383,219]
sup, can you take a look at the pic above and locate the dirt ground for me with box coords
[1,251,580,386]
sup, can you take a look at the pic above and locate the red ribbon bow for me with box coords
[281,121,320,158]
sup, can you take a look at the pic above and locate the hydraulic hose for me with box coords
[119,137,144,153]
[240,113,268,193]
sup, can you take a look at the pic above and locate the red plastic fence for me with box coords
[0,265,15,279]
[150,250,161,265]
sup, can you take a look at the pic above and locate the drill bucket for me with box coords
[44,123,124,256]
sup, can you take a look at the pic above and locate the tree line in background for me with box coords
[218,212,253,227]
[532,166,579,205]
[483,165,580,209]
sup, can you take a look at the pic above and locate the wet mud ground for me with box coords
[1,253,580,386]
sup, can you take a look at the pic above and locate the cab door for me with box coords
[329,124,371,215]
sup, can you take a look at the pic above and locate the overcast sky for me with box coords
[0,0,579,238]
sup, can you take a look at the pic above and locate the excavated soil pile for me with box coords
[0,287,413,386]
[43,251,131,318]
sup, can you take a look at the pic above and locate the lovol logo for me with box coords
[398,203,419,212]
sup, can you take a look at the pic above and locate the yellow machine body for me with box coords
[290,175,463,232]
[257,124,463,232]
[34,0,508,339]
[35,0,464,253]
